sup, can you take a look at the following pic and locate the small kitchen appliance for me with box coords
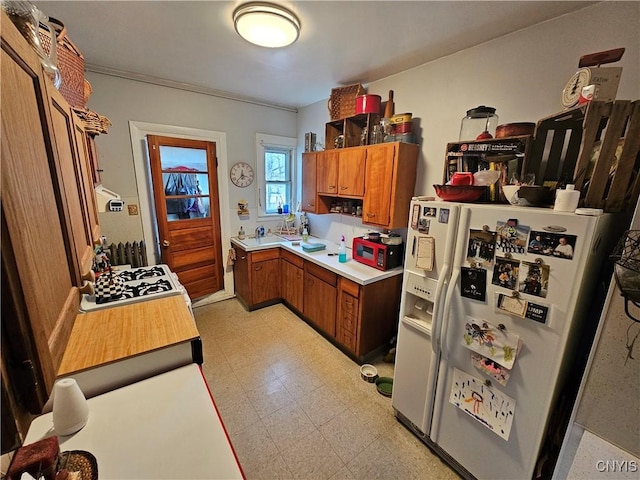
[352,236,403,271]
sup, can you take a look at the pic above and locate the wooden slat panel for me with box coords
[585,101,631,208]
[58,296,198,375]
[604,100,640,211]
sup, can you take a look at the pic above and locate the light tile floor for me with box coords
[195,299,460,480]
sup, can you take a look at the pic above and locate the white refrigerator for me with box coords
[392,198,620,479]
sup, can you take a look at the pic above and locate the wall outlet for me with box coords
[128,204,139,216]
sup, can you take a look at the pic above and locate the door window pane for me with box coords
[159,146,207,172]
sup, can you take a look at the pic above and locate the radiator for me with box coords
[106,241,148,267]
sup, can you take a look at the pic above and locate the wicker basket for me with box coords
[328,84,366,121]
[72,108,112,136]
[38,17,86,109]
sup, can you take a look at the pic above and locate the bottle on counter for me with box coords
[238,226,245,240]
[338,235,347,263]
[302,227,309,242]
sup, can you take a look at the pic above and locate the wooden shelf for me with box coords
[325,113,380,150]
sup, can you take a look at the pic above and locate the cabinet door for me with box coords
[233,246,250,306]
[47,86,98,285]
[338,148,366,197]
[302,152,318,212]
[73,115,101,246]
[251,259,280,305]
[280,258,303,312]
[363,143,395,226]
[317,150,339,195]
[303,270,337,337]
[1,12,79,409]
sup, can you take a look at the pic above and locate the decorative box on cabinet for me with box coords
[325,113,381,149]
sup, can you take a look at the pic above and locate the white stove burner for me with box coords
[80,265,182,312]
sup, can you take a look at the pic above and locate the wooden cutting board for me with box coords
[58,295,198,375]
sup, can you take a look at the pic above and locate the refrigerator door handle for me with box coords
[440,267,460,361]
[431,263,450,356]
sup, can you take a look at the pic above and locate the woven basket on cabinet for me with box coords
[328,84,366,121]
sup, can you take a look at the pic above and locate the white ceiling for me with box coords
[34,1,596,110]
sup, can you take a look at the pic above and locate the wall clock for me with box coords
[561,67,591,109]
[230,162,254,188]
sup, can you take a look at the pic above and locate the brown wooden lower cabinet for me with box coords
[280,250,304,312]
[232,244,402,360]
[303,262,338,337]
[232,245,280,310]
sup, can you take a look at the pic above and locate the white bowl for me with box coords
[502,185,525,206]
[360,364,378,383]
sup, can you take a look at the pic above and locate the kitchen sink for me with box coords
[237,237,283,248]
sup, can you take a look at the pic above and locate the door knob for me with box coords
[162,240,170,247]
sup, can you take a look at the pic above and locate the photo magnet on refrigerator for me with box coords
[467,229,497,268]
[461,267,487,302]
[492,257,521,290]
[518,261,550,298]
[496,219,530,254]
[528,230,577,260]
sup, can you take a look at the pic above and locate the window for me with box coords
[256,134,296,217]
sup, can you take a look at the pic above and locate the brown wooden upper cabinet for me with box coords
[317,148,366,197]
[362,142,418,229]
[301,152,319,213]
[1,10,99,443]
[303,142,418,228]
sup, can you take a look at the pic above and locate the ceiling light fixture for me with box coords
[233,2,300,48]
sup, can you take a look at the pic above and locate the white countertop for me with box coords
[230,235,403,285]
[25,364,244,480]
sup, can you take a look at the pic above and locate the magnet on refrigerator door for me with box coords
[492,257,521,290]
[449,368,516,441]
[527,230,577,260]
[496,219,530,254]
[471,353,512,386]
[467,229,497,268]
[461,266,487,302]
[424,207,437,217]
[518,261,550,298]
[496,292,527,318]
[411,204,420,229]
[462,318,519,370]
[439,208,450,223]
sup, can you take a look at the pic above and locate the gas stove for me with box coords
[80,264,183,312]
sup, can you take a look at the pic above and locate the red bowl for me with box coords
[433,184,487,202]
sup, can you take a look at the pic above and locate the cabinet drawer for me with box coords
[341,294,359,316]
[251,248,280,263]
[305,261,337,287]
[340,312,357,333]
[281,249,304,268]
[340,277,360,298]
[339,328,357,351]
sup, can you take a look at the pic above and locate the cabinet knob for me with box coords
[367,213,376,218]
[254,266,262,271]
[162,240,170,247]
[340,186,348,190]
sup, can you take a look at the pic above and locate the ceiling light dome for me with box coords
[233,2,300,48]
